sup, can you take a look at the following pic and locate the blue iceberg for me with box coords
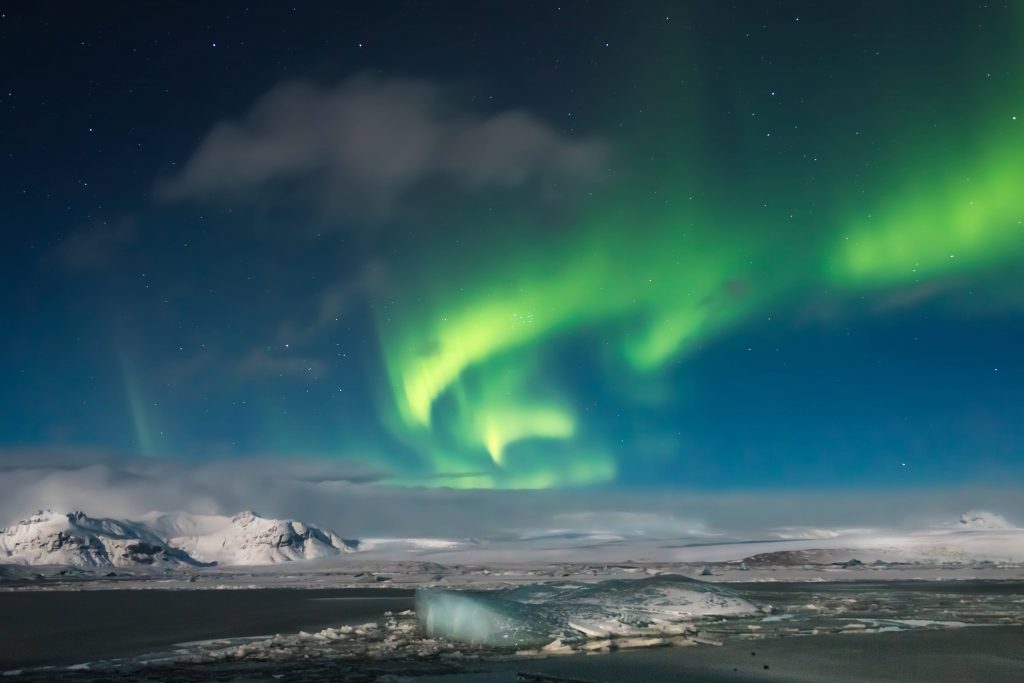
[415,588,562,647]
[416,575,757,648]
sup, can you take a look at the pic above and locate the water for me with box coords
[0,587,413,669]
[3,581,1022,682]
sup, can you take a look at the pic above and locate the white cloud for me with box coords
[45,219,137,271]
[1,449,1021,541]
[237,348,329,380]
[157,76,608,221]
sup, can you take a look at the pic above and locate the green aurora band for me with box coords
[361,7,1024,488]
[829,121,1024,288]
[371,110,1024,489]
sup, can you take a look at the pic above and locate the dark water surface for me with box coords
[485,626,1024,683]
[731,579,1024,595]
[0,588,413,669]
[2,581,1022,682]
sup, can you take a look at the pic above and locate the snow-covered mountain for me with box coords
[0,510,205,568]
[143,510,358,565]
[5,508,1021,570]
[957,510,1014,530]
[0,509,358,568]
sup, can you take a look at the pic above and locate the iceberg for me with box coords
[416,575,757,648]
[416,588,562,647]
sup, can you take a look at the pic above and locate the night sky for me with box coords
[3,2,1023,493]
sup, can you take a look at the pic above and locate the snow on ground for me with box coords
[5,509,1023,679]
[356,537,468,552]
[344,509,1024,566]
[3,507,1024,580]
[334,529,1024,571]
[9,577,1023,678]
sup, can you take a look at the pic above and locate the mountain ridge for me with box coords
[0,509,357,568]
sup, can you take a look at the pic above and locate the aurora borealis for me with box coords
[2,2,1023,492]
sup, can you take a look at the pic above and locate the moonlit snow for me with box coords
[4,507,1024,571]
[0,509,357,567]
[0,510,204,568]
[143,510,359,565]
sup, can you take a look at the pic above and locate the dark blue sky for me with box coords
[2,2,1022,491]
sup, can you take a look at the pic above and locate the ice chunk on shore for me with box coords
[416,575,756,647]
[416,589,560,647]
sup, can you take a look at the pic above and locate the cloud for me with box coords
[0,450,389,531]
[44,220,137,271]
[1,448,1021,540]
[238,348,328,380]
[0,447,126,473]
[544,511,721,539]
[276,261,389,344]
[156,76,608,221]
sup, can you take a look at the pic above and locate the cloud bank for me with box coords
[44,220,137,272]
[2,450,1020,540]
[157,76,607,220]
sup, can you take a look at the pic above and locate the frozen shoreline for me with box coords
[454,626,1024,683]
[3,557,1024,593]
[3,578,1022,680]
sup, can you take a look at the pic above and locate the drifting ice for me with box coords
[416,589,560,647]
[416,575,757,647]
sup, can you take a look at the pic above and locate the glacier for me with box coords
[416,574,757,648]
